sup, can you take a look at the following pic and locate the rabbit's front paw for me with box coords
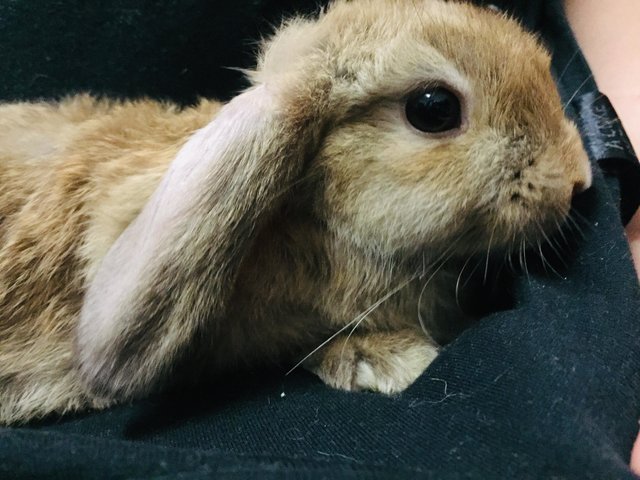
[304,329,438,394]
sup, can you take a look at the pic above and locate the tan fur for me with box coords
[0,0,591,424]
[0,96,221,422]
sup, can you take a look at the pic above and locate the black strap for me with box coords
[574,92,640,225]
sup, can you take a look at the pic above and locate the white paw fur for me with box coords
[306,329,439,394]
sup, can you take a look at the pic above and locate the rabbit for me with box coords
[0,0,592,425]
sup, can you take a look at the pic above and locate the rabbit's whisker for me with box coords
[410,0,427,30]
[339,274,417,363]
[505,233,517,272]
[454,255,474,310]
[565,213,586,240]
[553,217,570,247]
[268,170,320,204]
[483,220,498,285]
[286,274,418,376]
[520,237,530,280]
[556,47,580,84]
[417,238,463,334]
[568,207,592,230]
[536,219,568,268]
[562,73,594,112]
[537,238,564,279]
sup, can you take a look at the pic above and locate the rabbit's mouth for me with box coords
[464,140,592,258]
[448,191,586,271]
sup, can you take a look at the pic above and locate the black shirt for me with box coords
[1,1,639,478]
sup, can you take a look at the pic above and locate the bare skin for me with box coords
[564,0,640,279]
[564,0,640,472]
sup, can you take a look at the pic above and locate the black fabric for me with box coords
[0,0,320,104]
[1,1,640,479]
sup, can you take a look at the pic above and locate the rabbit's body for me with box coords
[0,95,451,423]
[0,97,221,422]
[0,0,592,424]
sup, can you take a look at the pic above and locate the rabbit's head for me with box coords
[253,0,590,259]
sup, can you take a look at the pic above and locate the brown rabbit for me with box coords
[0,0,591,424]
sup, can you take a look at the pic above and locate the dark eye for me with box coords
[405,87,462,133]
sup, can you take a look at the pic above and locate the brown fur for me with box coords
[0,0,591,424]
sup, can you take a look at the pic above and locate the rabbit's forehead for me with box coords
[326,0,558,126]
[334,37,469,98]
[255,0,561,134]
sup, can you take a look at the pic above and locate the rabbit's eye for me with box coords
[405,87,461,133]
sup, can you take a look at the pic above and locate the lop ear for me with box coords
[76,82,327,399]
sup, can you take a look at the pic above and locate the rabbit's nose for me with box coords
[571,153,592,197]
[572,178,590,196]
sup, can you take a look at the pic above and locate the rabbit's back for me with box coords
[0,95,220,423]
